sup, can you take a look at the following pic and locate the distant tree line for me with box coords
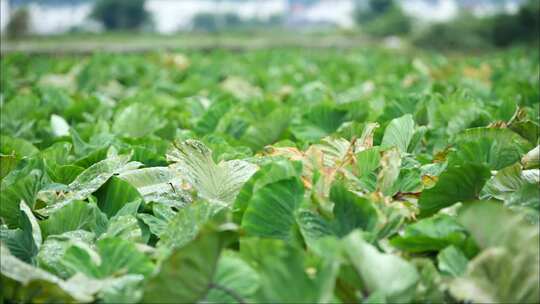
[353,0,411,37]
[413,0,540,49]
[354,0,540,50]
[91,0,149,31]
[192,13,283,32]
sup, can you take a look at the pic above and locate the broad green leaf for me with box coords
[411,258,446,303]
[0,153,17,180]
[158,201,224,250]
[99,274,144,304]
[390,215,468,253]
[1,243,95,303]
[507,182,539,212]
[112,103,165,138]
[481,163,524,200]
[137,215,167,237]
[194,99,232,135]
[233,159,301,222]
[0,169,46,228]
[37,230,95,278]
[354,147,380,192]
[143,228,231,303]
[38,153,140,215]
[205,251,260,303]
[291,104,348,142]
[389,168,423,195]
[240,107,292,151]
[330,182,377,236]
[457,200,538,253]
[343,231,419,303]
[95,177,143,218]
[381,114,415,153]
[39,200,108,238]
[450,127,532,170]
[62,237,154,279]
[99,215,142,242]
[0,135,39,159]
[47,164,85,185]
[357,147,381,175]
[240,238,338,303]
[418,163,491,217]
[167,139,257,205]
[450,247,538,303]
[0,202,42,264]
[242,178,304,241]
[481,163,539,211]
[118,167,189,208]
[450,201,539,303]
[437,245,468,277]
[296,210,334,247]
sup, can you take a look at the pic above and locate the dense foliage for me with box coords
[413,0,540,50]
[91,0,149,31]
[5,7,30,39]
[0,48,539,303]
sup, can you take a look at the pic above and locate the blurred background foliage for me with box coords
[1,0,539,51]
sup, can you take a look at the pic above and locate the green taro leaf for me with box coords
[194,99,233,135]
[112,103,165,138]
[381,114,415,153]
[296,210,334,247]
[158,201,224,250]
[241,178,304,241]
[95,177,143,218]
[0,202,42,264]
[1,243,96,303]
[205,251,260,303]
[61,237,154,279]
[418,163,491,217]
[0,135,39,159]
[99,214,142,242]
[0,169,46,228]
[167,139,257,205]
[240,107,292,151]
[0,153,18,180]
[291,104,348,143]
[240,238,340,303]
[118,167,189,208]
[37,230,95,278]
[330,182,377,236]
[39,200,108,239]
[390,214,468,253]
[47,165,85,185]
[450,127,532,170]
[233,159,301,223]
[38,152,140,215]
[437,245,468,277]
[343,230,419,303]
[98,274,145,304]
[481,163,539,211]
[450,201,539,303]
[143,228,232,303]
